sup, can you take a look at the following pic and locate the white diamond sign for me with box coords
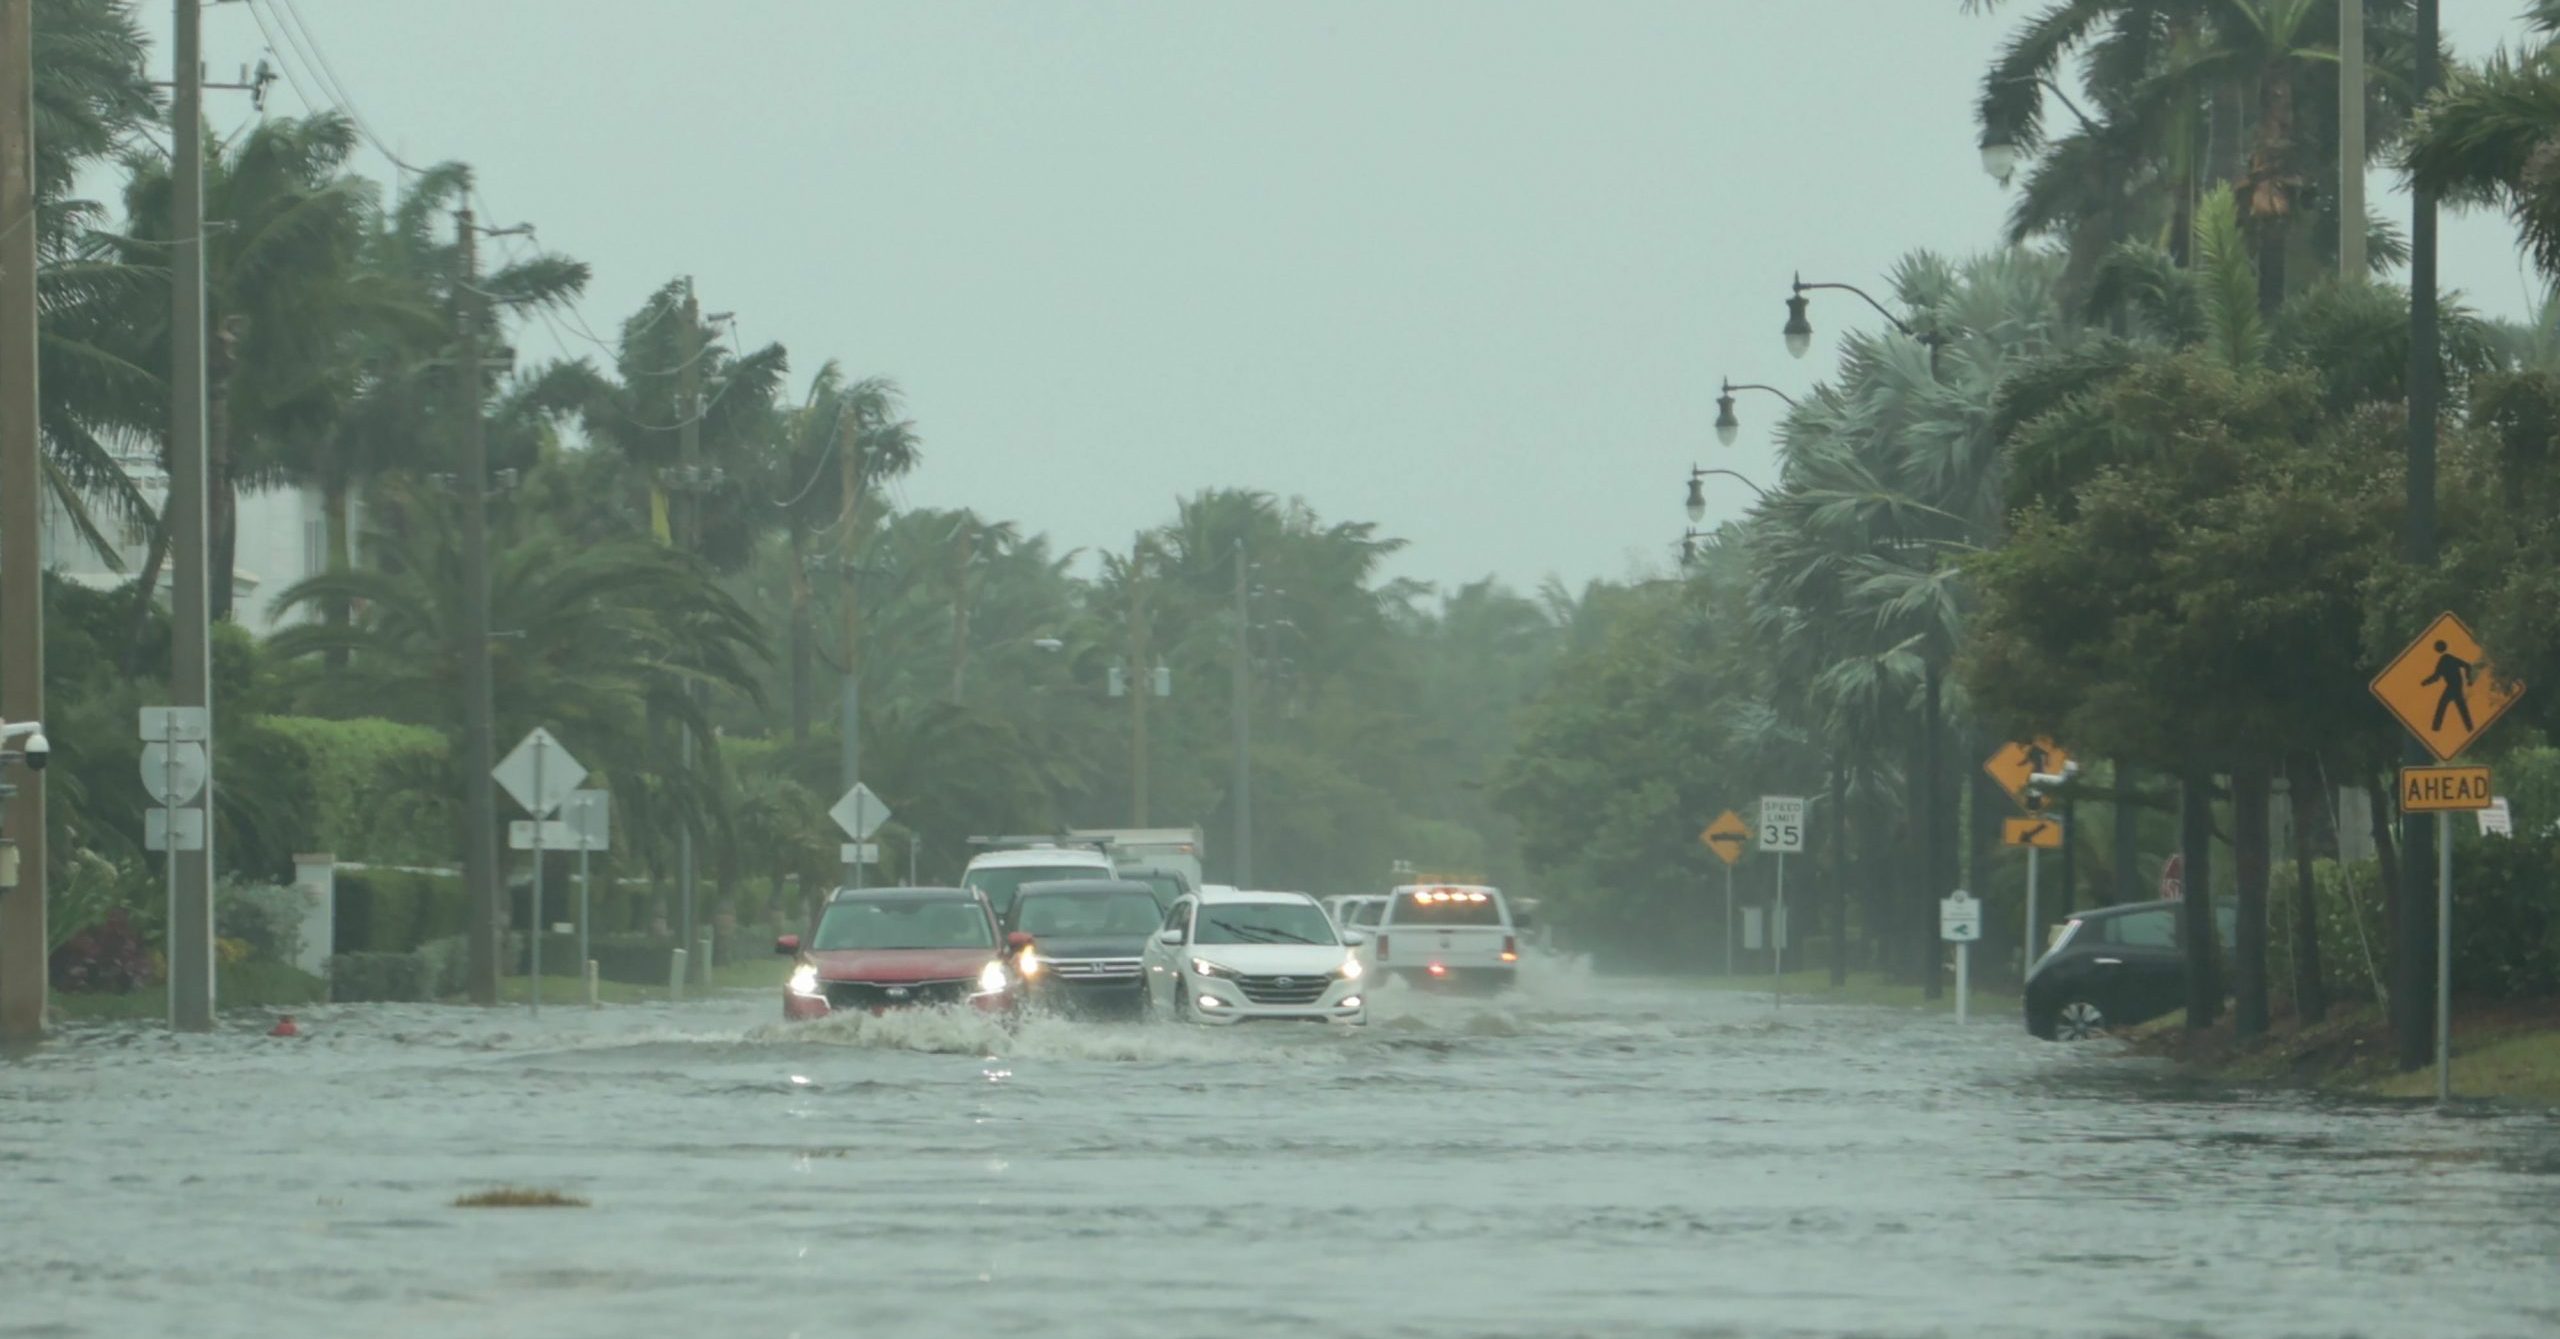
[494,727,587,818]
[140,741,209,806]
[831,782,890,840]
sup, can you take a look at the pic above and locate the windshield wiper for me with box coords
[1208,918,1319,945]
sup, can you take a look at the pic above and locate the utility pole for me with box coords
[2339,0,2367,280]
[167,0,217,1031]
[1127,539,1153,826]
[1231,538,1252,888]
[456,208,502,1006]
[2395,0,2442,1074]
[0,0,48,1043]
[837,388,867,888]
[676,278,699,962]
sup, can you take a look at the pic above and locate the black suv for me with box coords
[2024,898,2238,1040]
[1005,879,1167,1015]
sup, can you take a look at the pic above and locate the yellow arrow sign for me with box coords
[2003,816,2063,849]
[2371,612,2524,763]
[1701,810,1750,867]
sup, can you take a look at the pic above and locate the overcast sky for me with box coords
[135,1,2553,594]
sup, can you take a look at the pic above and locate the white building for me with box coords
[40,452,345,638]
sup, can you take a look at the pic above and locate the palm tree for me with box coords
[2402,16,2560,280]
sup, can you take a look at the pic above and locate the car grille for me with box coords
[1237,972,1330,1005]
[1045,958,1142,982]
[823,979,972,1010]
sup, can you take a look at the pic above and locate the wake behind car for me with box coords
[779,886,1028,1020]
[1007,878,1166,1014]
[2024,898,2238,1040]
[1142,888,1367,1026]
[1373,883,1519,989]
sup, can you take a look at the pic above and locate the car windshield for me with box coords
[1014,890,1164,938]
[811,898,992,951]
[1194,901,1338,946]
[1392,890,1505,926]
[1127,872,1186,908]
[965,864,1106,911]
[1347,900,1384,928]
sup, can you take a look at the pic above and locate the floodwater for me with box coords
[5,965,2557,1339]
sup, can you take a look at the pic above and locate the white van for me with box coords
[960,844,1117,921]
[1372,884,1518,989]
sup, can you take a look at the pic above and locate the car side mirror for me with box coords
[1339,931,1366,947]
[774,934,800,955]
[1157,927,1184,947]
[1006,931,1034,954]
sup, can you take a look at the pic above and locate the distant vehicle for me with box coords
[1117,863,1193,911]
[1068,826,1207,892]
[1141,888,1367,1026]
[1006,879,1165,1015]
[960,842,1118,921]
[777,886,1028,1020]
[1374,884,1518,989]
[1326,895,1388,975]
[2024,898,2239,1040]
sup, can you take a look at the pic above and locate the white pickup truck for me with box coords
[1372,884,1519,989]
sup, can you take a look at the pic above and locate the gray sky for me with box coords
[145,1,2550,594]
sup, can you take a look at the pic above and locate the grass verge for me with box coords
[2126,998,2560,1102]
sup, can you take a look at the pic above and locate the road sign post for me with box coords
[1759,797,1805,1009]
[2371,612,2526,1103]
[565,790,609,1000]
[1940,890,1981,1025]
[831,783,892,890]
[139,707,211,1029]
[1702,810,1749,976]
[495,728,588,1018]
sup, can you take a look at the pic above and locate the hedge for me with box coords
[256,716,454,866]
[334,868,469,954]
[329,934,469,1002]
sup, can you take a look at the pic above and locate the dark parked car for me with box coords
[2024,898,2238,1040]
[1006,879,1168,1015]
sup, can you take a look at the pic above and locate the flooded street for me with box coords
[6,968,2558,1339]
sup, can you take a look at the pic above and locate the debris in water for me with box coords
[453,1187,588,1209]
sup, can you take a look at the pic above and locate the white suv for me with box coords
[1373,884,1518,989]
[1142,888,1367,1026]
[961,844,1117,922]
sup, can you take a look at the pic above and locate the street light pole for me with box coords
[1231,538,1252,888]
[1714,378,1798,447]
[0,0,46,1043]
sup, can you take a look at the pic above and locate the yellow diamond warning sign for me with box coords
[2371,612,2524,762]
[2399,765,2493,814]
[1701,810,1750,867]
[1984,738,2069,812]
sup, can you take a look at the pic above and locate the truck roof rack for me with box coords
[965,833,1114,851]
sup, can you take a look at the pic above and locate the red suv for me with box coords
[778,886,1030,1020]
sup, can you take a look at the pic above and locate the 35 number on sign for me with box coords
[1758,797,1806,854]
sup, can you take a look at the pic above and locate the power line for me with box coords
[261,0,423,176]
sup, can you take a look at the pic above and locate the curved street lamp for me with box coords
[1685,465,1773,523]
[1715,378,1800,447]
[1785,271,1943,360]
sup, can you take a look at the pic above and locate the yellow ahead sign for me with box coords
[2371,613,2524,762]
[2400,765,2494,813]
[2003,816,2063,849]
[1984,738,2069,812]
[1701,810,1750,867]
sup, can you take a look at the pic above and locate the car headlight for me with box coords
[1190,957,1240,979]
[977,960,1009,994]
[787,964,820,997]
[1336,955,1363,981]
[1018,946,1042,977]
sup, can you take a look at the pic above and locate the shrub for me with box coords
[255,716,453,866]
[216,877,307,966]
[52,909,158,994]
[415,935,470,998]
[329,950,430,1002]
[2448,832,2560,999]
[334,867,468,953]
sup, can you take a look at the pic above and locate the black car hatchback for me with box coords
[2024,898,2237,1040]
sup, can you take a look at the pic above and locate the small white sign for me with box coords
[137,705,209,742]
[831,783,891,840]
[839,841,882,865]
[1940,890,1980,943]
[139,741,209,806]
[510,819,579,850]
[2480,797,2514,838]
[562,790,611,850]
[145,807,206,851]
[1758,796,1806,853]
[494,727,587,818]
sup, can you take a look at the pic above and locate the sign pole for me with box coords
[852,791,867,892]
[1773,851,1785,1011]
[576,796,592,988]
[530,733,546,1016]
[1723,863,1734,978]
[1957,939,1970,1025]
[2025,846,2041,966]
[162,717,178,1028]
[2437,809,2453,1103]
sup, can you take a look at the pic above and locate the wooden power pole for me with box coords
[0,0,49,1042]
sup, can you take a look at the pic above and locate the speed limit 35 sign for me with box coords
[1758,796,1806,854]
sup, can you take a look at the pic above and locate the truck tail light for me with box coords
[1501,935,1519,963]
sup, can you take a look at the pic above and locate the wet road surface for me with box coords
[5,965,2557,1338]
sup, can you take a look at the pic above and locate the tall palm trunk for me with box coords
[2232,764,2272,1037]
[121,515,171,676]
[787,515,812,742]
[322,456,352,672]
[207,318,241,624]
[2179,772,2223,1029]
[2112,757,2141,903]
[2250,65,2298,314]
[1828,759,1849,987]
[2286,752,2329,1024]
[1921,659,1947,1000]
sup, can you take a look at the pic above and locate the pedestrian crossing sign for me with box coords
[2371,612,2524,763]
